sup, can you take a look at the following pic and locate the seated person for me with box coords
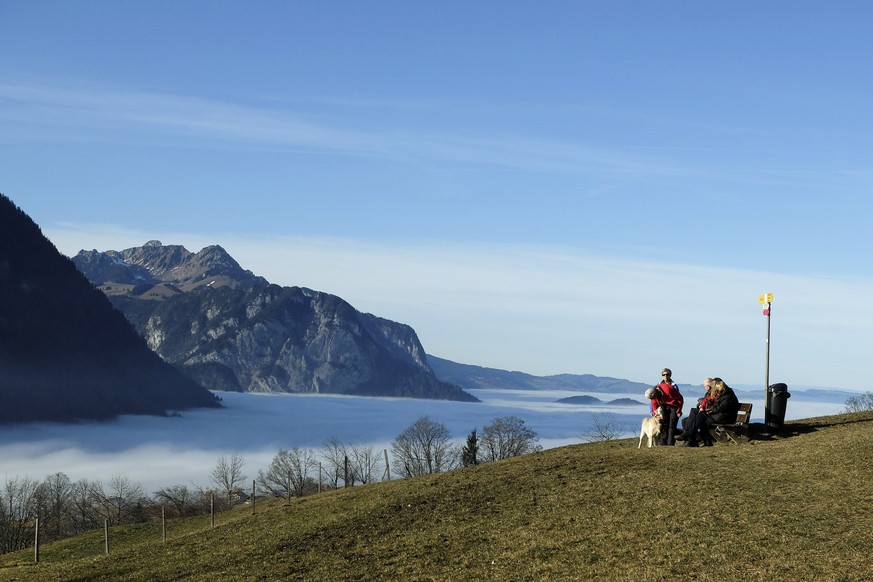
[683,377,739,447]
[679,378,715,438]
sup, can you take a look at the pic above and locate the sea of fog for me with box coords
[0,388,850,494]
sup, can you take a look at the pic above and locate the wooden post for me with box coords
[252,480,256,515]
[162,506,167,542]
[104,520,110,555]
[344,455,349,488]
[384,449,391,481]
[33,517,39,564]
[210,492,215,528]
[318,463,322,494]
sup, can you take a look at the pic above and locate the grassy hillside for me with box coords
[3,412,872,581]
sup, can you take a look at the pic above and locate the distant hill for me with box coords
[73,242,477,402]
[0,194,220,424]
[555,395,644,406]
[427,355,651,394]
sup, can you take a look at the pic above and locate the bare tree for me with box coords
[154,484,197,518]
[257,448,318,498]
[391,415,456,478]
[90,474,145,525]
[347,443,382,485]
[844,391,873,413]
[34,472,73,541]
[68,478,99,535]
[321,437,347,488]
[480,416,542,462]
[0,476,39,553]
[210,454,247,508]
[579,411,626,443]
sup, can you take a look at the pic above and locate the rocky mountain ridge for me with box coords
[75,240,268,299]
[73,242,477,402]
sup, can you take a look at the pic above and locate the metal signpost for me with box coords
[759,292,773,425]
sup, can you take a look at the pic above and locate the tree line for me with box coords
[1,414,541,554]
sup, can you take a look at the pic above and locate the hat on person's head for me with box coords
[645,388,656,399]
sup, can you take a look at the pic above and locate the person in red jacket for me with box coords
[645,368,684,445]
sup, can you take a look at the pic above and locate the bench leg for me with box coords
[710,427,727,444]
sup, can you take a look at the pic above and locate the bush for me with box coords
[844,391,873,413]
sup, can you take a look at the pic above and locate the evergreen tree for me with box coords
[461,428,479,467]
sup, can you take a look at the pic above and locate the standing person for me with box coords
[683,377,740,447]
[653,368,684,446]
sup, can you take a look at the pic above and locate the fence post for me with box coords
[287,469,292,502]
[104,520,110,555]
[318,463,322,493]
[252,480,256,515]
[162,506,167,542]
[344,455,349,488]
[211,492,215,528]
[33,517,40,564]
[384,449,391,481]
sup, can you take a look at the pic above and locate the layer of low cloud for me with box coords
[0,390,848,494]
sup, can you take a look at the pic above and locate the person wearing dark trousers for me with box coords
[646,368,684,446]
[683,377,739,447]
[679,378,715,439]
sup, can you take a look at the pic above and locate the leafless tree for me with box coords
[154,484,197,518]
[347,443,382,485]
[391,415,456,478]
[257,448,318,498]
[90,474,145,525]
[844,391,873,413]
[210,454,247,508]
[480,416,542,462]
[68,478,99,535]
[0,476,39,553]
[321,437,348,488]
[34,472,74,541]
[579,411,626,443]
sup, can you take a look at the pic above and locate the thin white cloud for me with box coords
[0,81,685,176]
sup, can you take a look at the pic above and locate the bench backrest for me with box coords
[735,402,753,426]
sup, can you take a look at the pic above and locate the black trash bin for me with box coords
[766,383,791,431]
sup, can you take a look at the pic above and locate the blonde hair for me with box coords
[710,377,728,396]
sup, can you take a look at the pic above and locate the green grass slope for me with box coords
[3,412,872,581]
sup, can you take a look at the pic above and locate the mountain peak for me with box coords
[74,242,267,296]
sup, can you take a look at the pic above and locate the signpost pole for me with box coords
[759,293,773,426]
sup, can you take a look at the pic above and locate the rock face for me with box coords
[73,242,477,402]
[0,194,220,424]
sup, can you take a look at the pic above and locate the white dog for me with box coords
[638,406,665,448]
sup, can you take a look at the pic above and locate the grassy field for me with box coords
[2,411,872,581]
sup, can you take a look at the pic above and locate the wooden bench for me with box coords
[709,403,753,444]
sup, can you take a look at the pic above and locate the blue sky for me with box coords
[2,2,872,391]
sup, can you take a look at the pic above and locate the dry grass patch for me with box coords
[2,412,872,581]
